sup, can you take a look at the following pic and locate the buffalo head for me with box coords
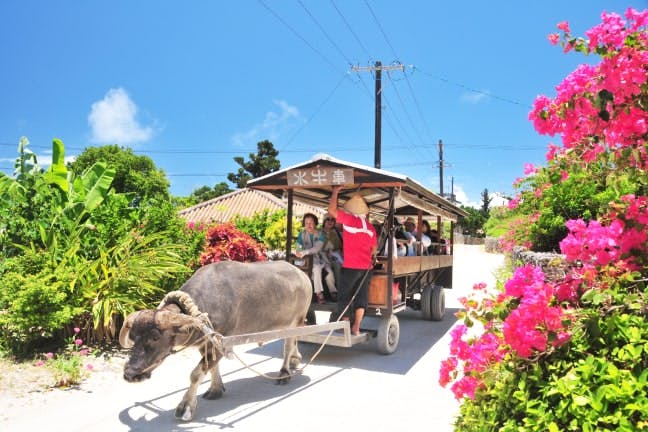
[119,309,198,382]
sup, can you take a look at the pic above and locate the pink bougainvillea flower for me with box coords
[74,327,80,334]
[36,360,45,367]
[473,282,487,291]
[74,338,83,346]
[46,352,54,359]
[548,33,560,45]
[86,364,94,371]
[523,162,538,175]
[557,21,571,33]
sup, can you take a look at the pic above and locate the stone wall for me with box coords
[454,232,485,245]
[484,237,502,253]
[511,246,571,282]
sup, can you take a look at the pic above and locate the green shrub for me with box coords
[0,253,83,356]
[264,216,301,250]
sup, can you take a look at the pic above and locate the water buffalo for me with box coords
[119,260,312,421]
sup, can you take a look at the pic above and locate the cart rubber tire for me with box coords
[376,314,400,355]
[422,284,445,321]
[306,308,317,325]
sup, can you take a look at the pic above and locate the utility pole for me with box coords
[351,61,404,169]
[438,139,444,196]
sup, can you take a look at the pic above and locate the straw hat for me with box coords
[343,193,369,215]
[404,217,416,225]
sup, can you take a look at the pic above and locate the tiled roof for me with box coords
[178,188,326,224]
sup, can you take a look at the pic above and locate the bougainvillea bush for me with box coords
[442,9,648,431]
[199,222,267,265]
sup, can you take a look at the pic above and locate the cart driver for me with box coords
[328,185,377,335]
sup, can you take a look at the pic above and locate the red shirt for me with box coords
[336,209,377,270]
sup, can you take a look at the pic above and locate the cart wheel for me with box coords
[422,284,445,321]
[376,314,399,355]
[306,308,317,325]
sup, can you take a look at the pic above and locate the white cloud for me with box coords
[88,88,153,145]
[460,90,488,104]
[232,99,299,146]
[454,184,488,209]
[36,152,77,167]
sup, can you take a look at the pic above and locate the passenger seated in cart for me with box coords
[420,220,434,255]
[328,186,378,335]
[429,229,447,254]
[294,213,337,304]
[403,217,431,255]
[321,213,343,294]
[377,218,406,258]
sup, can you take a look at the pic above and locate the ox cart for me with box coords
[247,154,467,354]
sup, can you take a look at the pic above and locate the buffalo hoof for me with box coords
[202,387,224,400]
[175,399,196,422]
[123,370,151,382]
[275,368,291,385]
[289,354,302,370]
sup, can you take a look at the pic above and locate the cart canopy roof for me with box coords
[247,154,468,222]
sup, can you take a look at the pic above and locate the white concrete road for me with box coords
[1,245,504,432]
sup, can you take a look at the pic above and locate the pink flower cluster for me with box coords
[502,266,571,358]
[530,8,648,167]
[560,195,648,280]
[441,270,573,400]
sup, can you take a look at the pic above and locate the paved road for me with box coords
[1,245,504,432]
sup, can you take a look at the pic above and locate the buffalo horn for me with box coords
[158,291,201,317]
[118,311,141,348]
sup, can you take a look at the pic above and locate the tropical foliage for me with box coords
[0,138,199,355]
[442,9,648,431]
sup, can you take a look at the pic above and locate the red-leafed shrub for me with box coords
[199,223,266,265]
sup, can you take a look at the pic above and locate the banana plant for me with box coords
[38,138,116,250]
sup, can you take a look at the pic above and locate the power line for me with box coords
[363,0,399,60]
[299,0,352,66]
[0,140,546,154]
[412,66,532,108]
[385,71,428,148]
[277,72,347,151]
[257,0,349,79]
[363,2,437,161]
[330,0,373,61]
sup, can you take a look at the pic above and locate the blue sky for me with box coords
[0,1,639,207]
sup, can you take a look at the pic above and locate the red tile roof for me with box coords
[178,188,326,224]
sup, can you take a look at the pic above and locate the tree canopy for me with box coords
[69,145,170,200]
[227,140,280,188]
[188,182,232,205]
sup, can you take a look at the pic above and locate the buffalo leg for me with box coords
[203,357,225,400]
[175,350,220,421]
[277,336,299,384]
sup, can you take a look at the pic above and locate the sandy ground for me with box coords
[0,244,505,432]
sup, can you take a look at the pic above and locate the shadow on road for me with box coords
[117,368,351,431]
[117,308,458,430]
[249,307,459,375]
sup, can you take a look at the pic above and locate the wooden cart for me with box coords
[247,154,467,354]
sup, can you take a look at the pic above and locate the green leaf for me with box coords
[573,395,590,406]
[43,138,69,192]
[598,110,610,121]
[82,162,115,212]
